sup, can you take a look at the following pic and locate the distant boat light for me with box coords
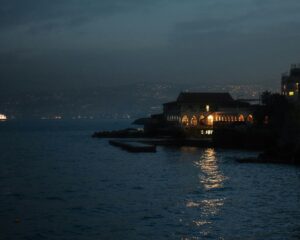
[0,114,7,121]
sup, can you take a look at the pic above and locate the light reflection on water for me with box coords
[197,148,227,190]
[185,148,227,238]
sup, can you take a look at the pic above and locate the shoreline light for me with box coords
[0,114,7,121]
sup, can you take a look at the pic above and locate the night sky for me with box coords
[1,0,300,94]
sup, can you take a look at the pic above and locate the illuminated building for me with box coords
[281,64,300,102]
[163,92,254,134]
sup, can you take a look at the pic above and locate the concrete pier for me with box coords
[109,140,156,153]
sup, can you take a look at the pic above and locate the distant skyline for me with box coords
[1,0,300,94]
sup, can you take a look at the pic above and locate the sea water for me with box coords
[0,120,299,239]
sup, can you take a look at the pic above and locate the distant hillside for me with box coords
[0,82,276,119]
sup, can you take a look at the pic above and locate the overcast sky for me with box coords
[1,0,300,93]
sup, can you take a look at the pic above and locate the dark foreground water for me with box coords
[0,120,300,240]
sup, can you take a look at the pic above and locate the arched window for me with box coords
[207,115,214,126]
[247,114,254,123]
[191,116,198,126]
[181,115,189,126]
[199,115,205,125]
[238,114,245,122]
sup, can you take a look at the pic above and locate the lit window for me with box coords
[289,91,294,96]
[181,115,189,126]
[191,116,198,126]
[207,115,214,125]
[247,115,254,123]
[238,114,245,122]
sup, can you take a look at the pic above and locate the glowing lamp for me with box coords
[206,105,210,112]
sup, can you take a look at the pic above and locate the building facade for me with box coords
[281,64,300,102]
[163,92,253,135]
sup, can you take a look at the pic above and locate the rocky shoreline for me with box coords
[92,126,300,165]
[238,146,300,165]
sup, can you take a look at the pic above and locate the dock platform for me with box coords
[109,140,156,153]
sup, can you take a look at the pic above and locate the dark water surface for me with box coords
[0,120,300,240]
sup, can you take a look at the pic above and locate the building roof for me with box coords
[177,92,234,104]
[290,67,300,78]
[163,101,178,106]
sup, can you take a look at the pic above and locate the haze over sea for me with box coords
[0,120,299,239]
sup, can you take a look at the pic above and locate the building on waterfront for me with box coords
[162,92,253,135]
[138,92,254,136]
[281,64,300,102]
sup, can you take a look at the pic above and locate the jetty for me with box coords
[109,140,156,153]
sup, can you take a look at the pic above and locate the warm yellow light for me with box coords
[191,116,198,126]
[207,115,214,125]
[0,114,7,121]
[206,105,210,112]
[181,115,189,126]
[238,114,245,122]
[289,91,294,96]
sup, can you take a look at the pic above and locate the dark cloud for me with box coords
[0,0,300,95]
[0,0,159,31]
